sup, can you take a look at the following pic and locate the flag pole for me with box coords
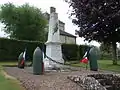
[86,63,88,70]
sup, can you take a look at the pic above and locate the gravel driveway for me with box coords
[3,67,115,90]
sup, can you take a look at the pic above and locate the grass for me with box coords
[0,62,25,90]
[98,60,120,72]
[69,60,120,73]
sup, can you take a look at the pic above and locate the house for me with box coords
[44,7,76,44]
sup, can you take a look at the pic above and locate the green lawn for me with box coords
[98,60,120,72]
[0,62,25,90]
[70,60,120,73]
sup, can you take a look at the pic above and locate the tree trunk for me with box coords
[112,42,117,65]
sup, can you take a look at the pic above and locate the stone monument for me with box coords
[43,7,64,70]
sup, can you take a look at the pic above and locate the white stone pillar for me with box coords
[43,7,64,70]
[46,13,60,43]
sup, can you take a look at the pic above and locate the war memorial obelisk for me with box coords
[43,7,64,70]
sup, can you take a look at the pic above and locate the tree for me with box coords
[100,43,112,54]
[100,42,112,60]
[0,3,47,42]
[66,0,120,65]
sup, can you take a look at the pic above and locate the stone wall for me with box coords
[60,35,76,44]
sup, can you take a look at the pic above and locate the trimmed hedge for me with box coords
[62,44,78,61]
[79,45,90,59]
[0,38,89,61]
[0,38,44,61]
[62,44,89,61]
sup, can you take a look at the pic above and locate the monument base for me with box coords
[44,41,64,71]
[43,57,64,71]
[43,58,52,70]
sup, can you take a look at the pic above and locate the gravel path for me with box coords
[3,67,115,90]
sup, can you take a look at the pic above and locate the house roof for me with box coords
[60,30,76,38]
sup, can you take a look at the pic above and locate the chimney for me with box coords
[50,7,56,13]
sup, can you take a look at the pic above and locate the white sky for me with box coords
[0,0,100,47]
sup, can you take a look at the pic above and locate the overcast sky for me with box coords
[0,0,100,46]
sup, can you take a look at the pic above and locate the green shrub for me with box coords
[62,44,78,61]
[100,53,112,60]
[0,38,89,62]
[0,38,44,61]
[78,45,90,60]
[62,44,89,61]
